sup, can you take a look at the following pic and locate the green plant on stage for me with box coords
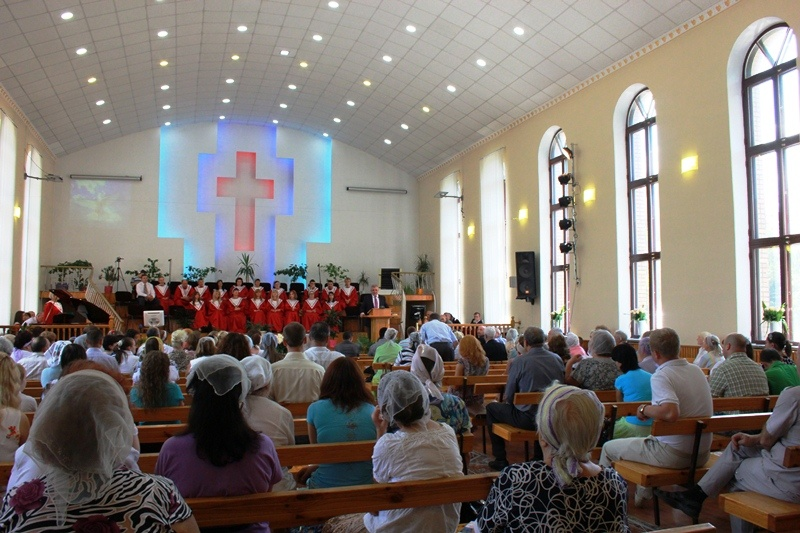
[356,334,371,354]
[99,265,118,286]
[357,271,370,291]
[415,254,433,290]
[183,265,218,282]
[125,258,164,280]
[324,309,342,331]
[319,263,349,283]
[274,263,308,283]
[236,253,258,283]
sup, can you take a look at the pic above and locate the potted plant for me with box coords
[49,262,72,291]
[319,263,349,283]
[125,258,165,283]
[356,334,371,354]
[415,254,433,294]
[761,301,787,334]
[274,263,308,283]
[630,306,647,337]
[324,309,342,332]
[184,265,218,282]
[70,259,93,291]
[236,253,258,283]
[357,271,370,292]
[99,265,118,294]
[550,306,566,328]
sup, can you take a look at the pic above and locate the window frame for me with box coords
[549,130,570,327]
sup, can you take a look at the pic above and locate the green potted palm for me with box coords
[236,253,258,283]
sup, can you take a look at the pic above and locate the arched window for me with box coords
[626,89,661,333]
[0,113,17,323]
[549,130,570,327]
[743,25,798,340]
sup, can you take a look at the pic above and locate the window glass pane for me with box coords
[633,260,651,330]
[653,259,662,329]
[746,47,772,78]
[631,186,649,254]
[628,101,644,124]
[777,29,798,63]
[790,244,800,337]
[751,151,780,238]
[652,182,661,251]
[749,79,777,146]
[786,145,800,234]
[780,69,800,138]
[649,124,659,176]
[552,269,567,313]
[552,210,566,266]
[629,129,647,181]
[755,246,782,313]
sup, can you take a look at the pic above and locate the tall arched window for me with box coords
[743,25,798,340]
[549,130,570,326]
[0,113,17,323]
[627,89,661,333]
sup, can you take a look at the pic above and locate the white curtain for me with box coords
[479,149,509,323]
[0,114,17,323]
[22,147,42,311]
[439,172,462,319]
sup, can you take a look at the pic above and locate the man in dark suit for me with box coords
[359,284,388,316]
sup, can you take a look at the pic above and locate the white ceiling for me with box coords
[0,0,721,177]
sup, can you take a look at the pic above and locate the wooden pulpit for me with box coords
[368,307,392,341]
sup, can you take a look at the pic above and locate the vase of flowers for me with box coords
[630,307,647,337]
[550,306,565,329]
[761,301,787,338]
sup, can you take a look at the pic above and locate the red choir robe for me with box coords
[154,284,173,310]
[301,298,323,330]
[229,284,250,299]
[250,286,267,302]
[283,299,301,325]
[265,298,284,333]
[303,286,320,302]
[192,300,210,329]
[207,300,227,331]
[174,285,195,309]
[272,285,288,301]
[38,301,63,325]
[249,297,269,326]
[322,286,339,302]
[194,284,212,302]
[339,285,359,309]
[225,296,248,333]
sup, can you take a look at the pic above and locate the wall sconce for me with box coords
[13,205,21,219]
[583,188,596,204]
[517,208,528,221]
[681,155,699,174]
[467,224,475,238]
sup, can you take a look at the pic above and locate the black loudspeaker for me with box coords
[515,251,537,302]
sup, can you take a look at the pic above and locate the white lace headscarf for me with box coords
[410,344,444,401]
[241,355,273,393]
[377,371,430,429]
[188,354,250,403]
[24,370,134,525]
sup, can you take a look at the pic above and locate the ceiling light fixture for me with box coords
[226,78,234,84]
[312,34,323,41]
[71,174,142,181]
[383,55,392,62]
[162,104,171,110]
[87,77,97,84]
[237,25,247,32]
[347,100,355,106]
[76,47,87,55]
[160,60,169,66]
[323,132,329,137]
[157,30,168,37]
[161,84,169,90]
[102,119,111,125]
[422,106,430,113]
[231,54,240,60]
[96,100,105,106]
[279,103,287,108]
[164,122,171,126]
[61,12,74,20]
[299,61,308,68]
[273,120,279,124]
[219,115,226,119]
[513,26,525,36]
[401,123,409,130]
[288,84,297,90]
[476,58,486,67]
[280,50,290,56]
[363,80,371,86]
[384,139,391,144]
[447,84,456,92]
[328,1,339,7]
[406,25,416,33]
[333,117,341,123]
[222,98,230,103]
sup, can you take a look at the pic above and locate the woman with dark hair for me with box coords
[112,336,139,375]
[765,331,795,365]
[610,343,652,438]
[216,331,252,361]
[299,357,376,488]
[11,330,33,362]
[156,355,281,533]
[547,332,571,363]
[130,351,184,408]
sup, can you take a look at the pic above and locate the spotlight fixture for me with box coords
[559,242,574,254]
[434,191,463,200]
[557,173,574,185]
[558,196,573,208]
[558,219,574,231]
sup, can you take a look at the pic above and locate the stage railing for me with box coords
[0,323,111,341]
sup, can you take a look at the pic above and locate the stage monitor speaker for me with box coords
[515,251,537,302]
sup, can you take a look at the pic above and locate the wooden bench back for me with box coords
[130,406,190,423]
[783,445,800,468]
[650,413,770,437]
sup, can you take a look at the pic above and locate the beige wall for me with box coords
[418,0,800,342]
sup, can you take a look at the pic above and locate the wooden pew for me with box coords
[613,412,771,526]
[186,473,498,529]
[718,446,800,532]
[130,406,191,423]
[656,525,716,532]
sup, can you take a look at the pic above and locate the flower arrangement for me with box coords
[550,306,566,323]
[631,307,647,322]
[761,302,787,330]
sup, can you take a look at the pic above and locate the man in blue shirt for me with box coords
[419,312,458,361]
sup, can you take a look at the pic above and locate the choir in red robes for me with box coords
[207,295,227,331]
[194,281,212,302]
[229,279,250,299]
[225,293,248,333]
[339,280,359,313]
[265,294,285,332]
[174,282,195,309]
[191,296,210,330]
[283,293,301,325]
[154,282,173,311]
[301,297,323,330]
[249,297,269,326]
[38,296,63,325]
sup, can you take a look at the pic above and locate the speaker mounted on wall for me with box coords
[515,251,537,303]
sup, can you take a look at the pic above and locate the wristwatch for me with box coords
[638,404,647,417]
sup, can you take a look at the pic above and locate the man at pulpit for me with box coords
[359,285,387,317]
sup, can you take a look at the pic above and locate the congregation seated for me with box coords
[334,330,361,358]
[10,330,33,363]
[566,329,620,391]
[111,336,138,375]
[304,322,345,369]
[129,351,184,409]
[371,328,401,384]
[477,383,629,532]
[16,336,49,382]
[764,330,795,365]
[40,342,86,389]
[709,333,769,399]
[760,348,800,394]
[270,322,324,403]
[155,355,281,532]
[14,365,37,413]
[481,326,507,362]
[693,333,723,369]
[215,331,251,361]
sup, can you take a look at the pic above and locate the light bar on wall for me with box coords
[346,186,407,194]
[70,174,143,181]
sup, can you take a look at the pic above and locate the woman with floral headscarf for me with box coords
[411,344,471,434]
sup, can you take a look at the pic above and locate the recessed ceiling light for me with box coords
[279,103,287,109]
[231,54,240,61]
[157,30,168,38]
[96,99,105,106]
[323,132,329,137]
[273,119,279,124]
[220,115,226,119]
[222,98,230,103]
[447,85,456,93]
[401,123,409,130]
[383,55,392,62]
[406,25,416,33]
[76,47,87,55]
[347,100,355,106]
[87,77,97,84]
[363,80,371,86]
[160,60,169,66]
[328,1,339,8]
[476,58,487,67]
[299,61,308,68]
[384,139,392,145]
[312,34,323,42]
[513,26,525,36]
[288,84,297,90]
[164,122,171,126]
[102,119,111,125]
[422,106,430,113]
[226,78,234,84]
[333,117,341,123]
[161,84,169,90]
[61,12,74,20]
[237,25,247,32]
[163,104,171,110]
[280,50,289,56]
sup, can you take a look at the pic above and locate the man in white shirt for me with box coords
[271,322,325,403]
[304,322,345,369]
[134,272,157,308]
[84,327,120,372]
[18,336,50,381]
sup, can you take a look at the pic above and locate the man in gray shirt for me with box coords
[486,326,565,470]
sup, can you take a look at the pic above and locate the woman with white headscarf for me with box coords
[476,383,629,532]
[323,371,464,533]
[241,355,296,491]
[411,344,471,434]
[0,370,198,532]
[155,354,282,533]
